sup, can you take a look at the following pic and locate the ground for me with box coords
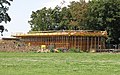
[0,52,120,75]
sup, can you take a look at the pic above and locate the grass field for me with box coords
[0,52,120,75]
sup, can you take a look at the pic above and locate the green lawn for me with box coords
[0,52,120,75]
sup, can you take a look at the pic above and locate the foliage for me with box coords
[69,0,88,30]
[29,6,70,31]
[0,52,120,75]
[0,0,13,23]
[85,0,120,44]
[29,7,51,31]
[28,0,88,31]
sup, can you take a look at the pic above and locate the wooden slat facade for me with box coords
[13,30,107,51]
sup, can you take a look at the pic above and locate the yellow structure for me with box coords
[12,30,107,52]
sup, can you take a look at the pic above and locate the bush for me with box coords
[69,48,76,53]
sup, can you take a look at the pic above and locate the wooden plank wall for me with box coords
[21,35,106,51]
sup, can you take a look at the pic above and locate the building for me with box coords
[12,30,107,52]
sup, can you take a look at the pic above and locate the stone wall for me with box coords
[0,40,31,52]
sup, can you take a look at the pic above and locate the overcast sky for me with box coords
[2,0,89,37]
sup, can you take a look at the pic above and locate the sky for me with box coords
[2,0,88,37]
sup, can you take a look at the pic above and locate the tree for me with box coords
[59,7,72,30]
[0,0,13,23]
[69,0,88,30]
[29,7,53,31]
[85,0,120,44]
[29,0,89,31]
[50,5,61,30]
[29,6,72,31]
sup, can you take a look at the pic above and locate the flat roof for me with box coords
[12,30,107,37]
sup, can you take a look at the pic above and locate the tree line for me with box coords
[29,0,120,44]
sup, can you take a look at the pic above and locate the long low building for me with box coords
[12,30,107,52]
